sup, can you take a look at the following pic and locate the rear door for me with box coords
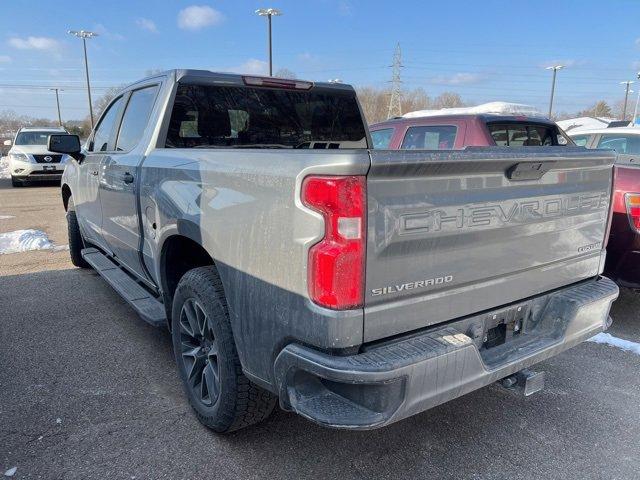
[364,147,615,341]
[100,84,160,279]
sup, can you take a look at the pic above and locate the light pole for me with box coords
[546,65,564,118]
[49,88,63,126]
[621,80,634,121]
[255,8,282,76]
[632,73,640,125]
[68,30,98,128]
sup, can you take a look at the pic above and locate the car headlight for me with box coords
[9,152,31,163]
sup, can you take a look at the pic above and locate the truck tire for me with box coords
[171,266,276,433]
[66,200,90,269]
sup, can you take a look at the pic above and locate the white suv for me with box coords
[4,126,72,187]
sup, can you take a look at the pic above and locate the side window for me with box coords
[115,85,160,152]
[571,135,590,147]
[597,134,640,154]
[597,135,628,153]
[91,96,124,152]
[370,128,394,149]
[401,125,457,150]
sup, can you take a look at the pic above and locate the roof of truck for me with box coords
[371,113,555,129]
[123,69,353,92]
[567,126,640,136]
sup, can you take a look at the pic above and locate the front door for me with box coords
[75,95,126,251]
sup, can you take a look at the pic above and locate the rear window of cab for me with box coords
[487,123,570,146]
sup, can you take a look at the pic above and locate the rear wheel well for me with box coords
[160,235,216,323]
[61,184,72,211]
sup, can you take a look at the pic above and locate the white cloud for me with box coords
[224,59,268,75]
[635,38,640,47]
[297,52,314,62]
[93,23,125,41]
[178,5,224,30]
[8,36,60,51]
[136,18,158,33]
[430,72,487,86]
[338,1,353,16]
[0,55,11,63]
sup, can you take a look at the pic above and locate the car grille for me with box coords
[33,154,62,164]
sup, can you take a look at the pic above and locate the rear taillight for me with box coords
[302,175,366,310]
[625,193,640,233]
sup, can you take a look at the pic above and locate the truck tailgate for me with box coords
[364,147,615,342]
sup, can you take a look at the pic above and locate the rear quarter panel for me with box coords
[139,149,370,386]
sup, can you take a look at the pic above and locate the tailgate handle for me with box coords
[506,162,554,181]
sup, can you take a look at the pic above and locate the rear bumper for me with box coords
[274,276,618,429]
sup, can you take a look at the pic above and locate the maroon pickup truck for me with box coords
[567,127,640,287]
[369,112,572,149]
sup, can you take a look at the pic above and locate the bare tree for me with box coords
[356,86,435,124]
[274,68,296,79]
[432,92,465,109]
[578,100,613,118]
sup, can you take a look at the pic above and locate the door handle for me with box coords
[123,172,135,184]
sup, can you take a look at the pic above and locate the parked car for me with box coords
[370,110,572,150]
[567,127,640,287]
[52,70,618,433]
[4,126,71,187]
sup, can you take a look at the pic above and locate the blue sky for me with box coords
[2,0,640,120]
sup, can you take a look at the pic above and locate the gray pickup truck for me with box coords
[50,69,619,433]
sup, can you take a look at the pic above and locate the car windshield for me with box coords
[15,131,63,146]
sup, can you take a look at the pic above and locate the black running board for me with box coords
[82,248,166,327]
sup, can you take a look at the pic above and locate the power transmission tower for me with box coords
[387,43,402,118]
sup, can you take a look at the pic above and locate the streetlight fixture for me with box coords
[68,30,98,128]
[49,88,63,126]
[546,65,564,118]
[255,8,282,76]
[621,80,634,121]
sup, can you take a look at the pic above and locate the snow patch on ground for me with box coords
[588,332,640,356]
[0,156,9,179]
[0,229,55,254]
[4,466,17,477]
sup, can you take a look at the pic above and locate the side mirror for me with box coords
[3,139,11,146]
[48,134,83,161]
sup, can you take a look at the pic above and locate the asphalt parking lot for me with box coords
[1,177,639,480]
